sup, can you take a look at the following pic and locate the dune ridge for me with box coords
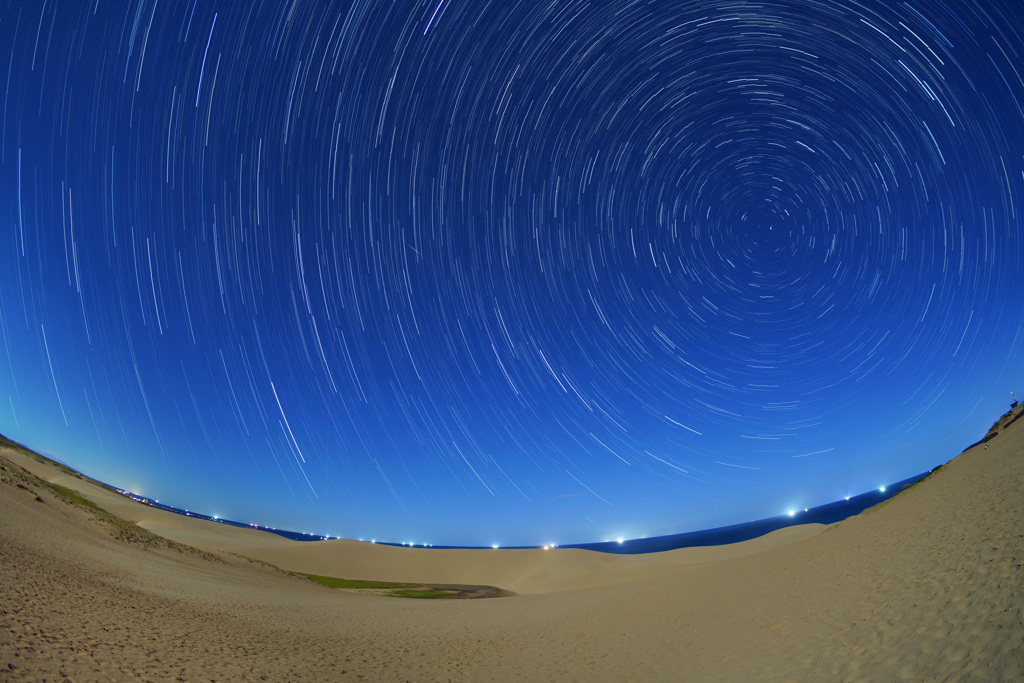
[2,404,1022,680]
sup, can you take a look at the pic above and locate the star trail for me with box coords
[1,0,1022,546]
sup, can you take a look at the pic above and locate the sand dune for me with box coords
[2,405,1022,680]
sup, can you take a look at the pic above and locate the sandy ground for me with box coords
[2,407,1022,681]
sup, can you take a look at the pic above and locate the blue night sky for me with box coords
[1,0,1022,547]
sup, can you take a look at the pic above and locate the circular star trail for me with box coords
[1,0,1022,545]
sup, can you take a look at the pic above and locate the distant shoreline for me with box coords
[2,430,928,554]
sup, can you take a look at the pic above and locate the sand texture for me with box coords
[2,406,1023,681]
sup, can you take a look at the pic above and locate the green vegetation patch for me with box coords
[44,480,217,560]
[292,572,458,598]
[48,481,95,508]
[0,443,219,562]
[294,572,418,590]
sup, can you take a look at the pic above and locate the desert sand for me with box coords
[2,406,1022,681]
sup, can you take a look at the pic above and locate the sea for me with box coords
[119,471,930,553]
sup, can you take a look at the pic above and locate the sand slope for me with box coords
[2,406,1022,681]
[1,444,826,596]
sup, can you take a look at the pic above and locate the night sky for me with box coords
[1,0,1022,547]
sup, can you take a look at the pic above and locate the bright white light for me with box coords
[879,486,886,492]
[617,538,624,544]
[788,510,796,517]
[542,545,550,550]
[492,544,499,549]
